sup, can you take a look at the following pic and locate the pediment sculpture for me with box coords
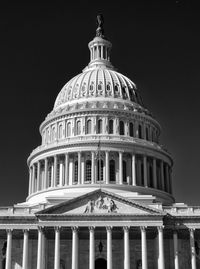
[84,195,118,214]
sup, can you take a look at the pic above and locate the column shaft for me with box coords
[141,227,148,269]
[173,231,179,269]
[91,152,95,184]
[72,227,78,269]
[54,228,60,269]
[53,155,57,187]
[44,158,48,189]
[28,168,32,195]
[124,227,130,269]
[153,158,157,188]
[143,156,148,187]
[37,161,41,191]
[22,230,29,269]
[158,227,165,269]
[105,151,109,184]
[5,230,12,269]
[59,161,63,186]
[107,227,112,269]
[190,229,196,269]
[32,164,35,193]
[119,152,123,184]
[37,228,43,269]
[65,153,69,186]
[132,154,136,186]
[78,152,81,184]
[89,227,95,269]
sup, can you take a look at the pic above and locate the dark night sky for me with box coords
[0,1,200,206]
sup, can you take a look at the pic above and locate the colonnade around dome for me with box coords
[28,151,172,198]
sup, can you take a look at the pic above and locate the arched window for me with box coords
[123,161,127,183]
[97,119,103,134]
[129,122,134,137]
[109,119,113,134]
[138,124,142,139]
[58,125,62,139]
[114,84,119,96]
[76,121,81,135]
[86,160,92,181]
[109,160,115,182]
[67,122,71,137]
[74,161,78,183]
[119,121,124,135]
[146,127,149,141]
[107,83,111,92]
[97,160,104,181]
[86,120,92,134]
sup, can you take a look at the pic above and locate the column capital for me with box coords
[140,226,147,232]
[54,226,61,232]
[106,226,113,231]
[23,229,29,234]
[157,226,164,232]
[123,226,130,232]
[189,227,196,232]
[89,226,95,231]
[71,226,79,232]
[6,229,13,234]
[37,226,44,232]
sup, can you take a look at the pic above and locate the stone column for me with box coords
[105,151,109,184]
[190,228,196,269]
[132,154,136,186]
[5,229,12,269]
[72,227,79,269]
[32,164,36,193]
[51,162,54,187]
[157,226,165,269]
[160,161,165,191]
[28,167,32,195]
[123,227,130,269]
[22,230,29,269]
[143,156,148,187]
[141,227,148,269]
[65,153,69,186]
[173,230,179,269]
[37,227,43,269]
[153,158,157,189]
[78,152,81,185]
[89,227,95,269]
[37,161,41,191]
[119,152,123,185]
[107,226,112,269]
[54,227,60,269]
[59,160,64,186]
[91,152,95,184]
[44,158,48,189]
[53,155,57,187]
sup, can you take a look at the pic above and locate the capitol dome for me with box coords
[26,18,174,206]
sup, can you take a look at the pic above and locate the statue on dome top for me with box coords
[96,14,105,38]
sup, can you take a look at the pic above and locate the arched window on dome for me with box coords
[97,159,104,181]
[109,160,115,182]
[129,88,136,102]
[138,124,142,139]
[67,122,71,137]
[86,120,92,134]
[114,84,119,96]
[103,46,106,59]
[58,124,62,140]
[97,119,103,134]
[122,86,127,99]
[109,119,114,134]
[123,160,127,183]
[86,160,92,182]
[76,121,81,136]
[119,121,124,135]
[74,161,78,183]
[129,122,134,137]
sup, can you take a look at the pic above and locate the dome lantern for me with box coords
[85,14,114,71]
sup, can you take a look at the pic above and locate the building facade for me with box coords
[0,16,200,269]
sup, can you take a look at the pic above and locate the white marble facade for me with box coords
[1,16,200,269]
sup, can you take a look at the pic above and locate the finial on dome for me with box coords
[96,14,105,38]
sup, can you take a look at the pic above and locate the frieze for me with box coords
[84,196,118,214]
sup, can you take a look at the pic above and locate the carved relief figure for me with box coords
[84,200,94,213]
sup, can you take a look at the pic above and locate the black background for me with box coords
[0,0,200,205]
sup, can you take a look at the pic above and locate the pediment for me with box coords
[36,189,165,216]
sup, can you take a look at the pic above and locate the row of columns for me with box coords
[29,152,172,195]
[4,227,198,269]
